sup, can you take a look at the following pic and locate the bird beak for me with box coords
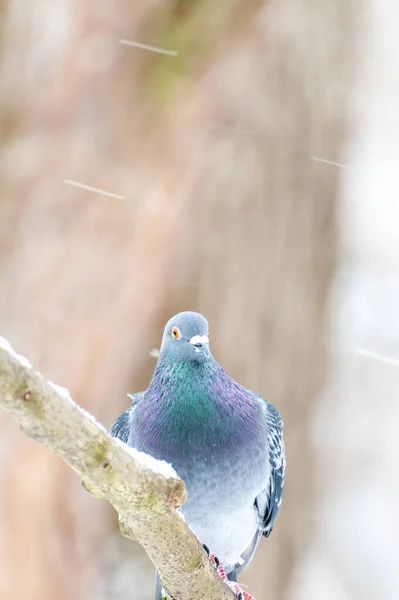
[189,334,209,350]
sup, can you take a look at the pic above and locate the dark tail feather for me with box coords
[155,569,163,600]
[227,569,238,582]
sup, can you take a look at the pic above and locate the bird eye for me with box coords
[171,326,181,339]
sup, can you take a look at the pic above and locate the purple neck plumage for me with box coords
[132,353,261,454]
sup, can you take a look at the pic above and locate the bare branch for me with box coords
[0,338,235,600]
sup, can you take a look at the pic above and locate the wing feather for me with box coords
[109,392,144,443]
[256,401,285,537]
[234,398,285,576]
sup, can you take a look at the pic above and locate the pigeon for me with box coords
[110,311,285,600]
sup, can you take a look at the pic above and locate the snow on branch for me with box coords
[0,337,235,600]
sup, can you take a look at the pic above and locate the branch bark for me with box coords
[0,338,236,600]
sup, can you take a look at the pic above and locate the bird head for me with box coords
[160,311,210,363]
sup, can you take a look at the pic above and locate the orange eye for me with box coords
[171,326,181,339]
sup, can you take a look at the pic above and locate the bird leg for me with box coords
[202,545,256,600]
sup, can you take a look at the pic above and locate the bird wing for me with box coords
[232,397,285,578]
[255,400,286,538]
[109,392,144,443]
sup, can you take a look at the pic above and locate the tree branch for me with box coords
[0,338,236,600]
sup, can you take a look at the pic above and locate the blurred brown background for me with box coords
[1,1,398,599]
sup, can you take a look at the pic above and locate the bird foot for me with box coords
[202,545,256,600]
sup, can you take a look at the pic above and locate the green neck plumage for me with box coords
[145,355,233,447]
